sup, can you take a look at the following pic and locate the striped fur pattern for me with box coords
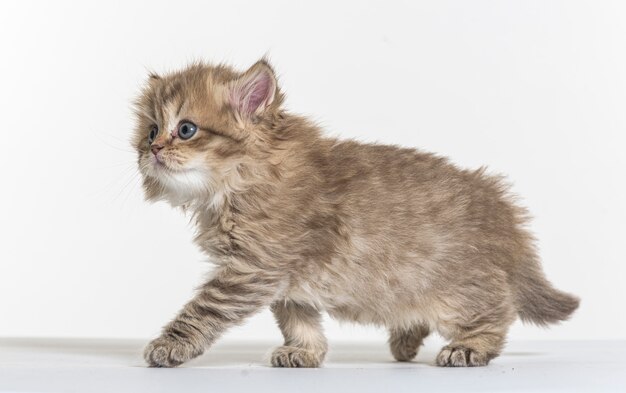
[133,59,579,368]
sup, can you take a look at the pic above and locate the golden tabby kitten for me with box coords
[133,59,578,368]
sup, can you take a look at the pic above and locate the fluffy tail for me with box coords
[513,266,580,326]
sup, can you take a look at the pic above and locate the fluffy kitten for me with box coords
[133,59,579,368]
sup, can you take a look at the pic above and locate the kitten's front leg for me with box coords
[144,265,282,367]
[270,300,328,368]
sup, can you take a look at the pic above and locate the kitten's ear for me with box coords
[229,60,277,119]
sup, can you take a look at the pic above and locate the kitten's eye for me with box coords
[178,122,197,140]
[148,126,158,144]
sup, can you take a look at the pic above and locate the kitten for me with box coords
[133,59,579,368]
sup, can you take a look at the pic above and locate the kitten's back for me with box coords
[316,138,579,326]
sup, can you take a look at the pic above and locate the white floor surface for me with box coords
[0,339,624,393]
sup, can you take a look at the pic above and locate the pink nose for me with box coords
[151,143,164,156]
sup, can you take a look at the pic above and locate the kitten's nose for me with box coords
[151,143,164,156]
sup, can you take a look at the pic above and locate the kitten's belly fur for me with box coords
[282,234,454,333]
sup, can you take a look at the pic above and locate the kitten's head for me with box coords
[133,60,282,207]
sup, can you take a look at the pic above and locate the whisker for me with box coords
[94,161,137,170]
[87,163,138,200]
[119,170,143,209]
[114,168,142,204]
[90,129,137,154]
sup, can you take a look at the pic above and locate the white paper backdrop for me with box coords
[0,0,624,342]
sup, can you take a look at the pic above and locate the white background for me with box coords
[0,0,624,344]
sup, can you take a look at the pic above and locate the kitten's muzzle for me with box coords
[151,143,164,156]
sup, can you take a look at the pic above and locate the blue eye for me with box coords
[148,126,158,143]
[178,122,197,140]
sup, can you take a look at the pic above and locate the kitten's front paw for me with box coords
[271,346,323,368]
[436,345,491,367]
[144,335,204,368]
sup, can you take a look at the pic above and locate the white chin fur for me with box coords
[140,160,211,207]
[140,156,230,210]
[157,169,211,206]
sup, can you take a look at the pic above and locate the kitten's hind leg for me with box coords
[270,300,328,368]
[436,304,515,367]
[388,323,430,362]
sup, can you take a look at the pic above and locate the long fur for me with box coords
[133,60,579,368]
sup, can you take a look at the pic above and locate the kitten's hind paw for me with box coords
[391,342,418,362]
[144,335,203,368]
[436,345,491,367]
[271,346,323,368]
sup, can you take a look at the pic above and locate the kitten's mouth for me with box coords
[153,156,188,174]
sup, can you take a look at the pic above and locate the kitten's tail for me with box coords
[513,263,580,326]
